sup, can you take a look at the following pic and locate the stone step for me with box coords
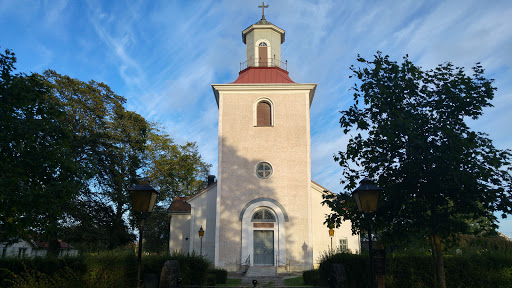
[240,277,285,287]
[245,266,277,277]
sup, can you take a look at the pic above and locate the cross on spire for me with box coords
[258,2,269,20]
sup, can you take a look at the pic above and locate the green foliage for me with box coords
[302,270,321,286]
[324,52,512,287]
[447,234,512,255]
[0,49,84,252]
[138,251,212,286]
[1,49,212,252]
[146,128,212,204]
[319,253,371,288]
[216,278,242,287]
[209,268,228,284]
[165,251,211,286]
[142,205,170,253]
[319,252,512,288]
[325,52,511,241]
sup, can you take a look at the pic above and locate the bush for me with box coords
[319,253,371,288]
[319,251,512,288]
[0,256,87,288]
[210,268,228,284]
[141,251,211,286]
[302,269,321,286]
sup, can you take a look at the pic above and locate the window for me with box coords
[259,42,268,46]
[257,101,271,126]
[18,248,27,258]
[252,208,276,222]
[256,162,273,178]
[339,238,348,251]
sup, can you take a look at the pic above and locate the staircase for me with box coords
[241,266,287,287]
[245,266,276,277]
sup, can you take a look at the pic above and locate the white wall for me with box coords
[311,183,359,267]
[169,213,191,253]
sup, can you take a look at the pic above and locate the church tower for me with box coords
[169,4,358,273]
[212,6,317,271]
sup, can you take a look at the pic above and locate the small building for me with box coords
[168,11,359,272]
[1,239,78,258]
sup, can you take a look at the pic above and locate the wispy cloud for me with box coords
[4,0,512,237]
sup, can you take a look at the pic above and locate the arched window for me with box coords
[251,208,276,222]
[257,101,271,126]
[259,42,268,46]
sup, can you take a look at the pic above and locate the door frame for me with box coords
[253,230,274,265]
[240,198,287,267]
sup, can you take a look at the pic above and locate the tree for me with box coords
[141,205,170,253]
[60,195,135,251]
[1,49,212,254]
[323,52,512,288]
[0,50,85,255]
[146,127,212,204]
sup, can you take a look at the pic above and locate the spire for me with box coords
[258,2,269,20]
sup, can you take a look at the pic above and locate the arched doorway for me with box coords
[239,198,288,267]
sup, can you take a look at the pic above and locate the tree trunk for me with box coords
[430,235,438,287]
[47,230,60,257]
[433,233,446,288]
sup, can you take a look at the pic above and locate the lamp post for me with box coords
[198,226,204,255]
[128,178,159,288]
[329,228,334,252]
[352,177,382,288]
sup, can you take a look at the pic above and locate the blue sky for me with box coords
[2,0,512,238]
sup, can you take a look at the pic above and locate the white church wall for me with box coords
[188,185,217,263]
[311,184,359,267]
[169,214,191,253]
[214,85,316,271]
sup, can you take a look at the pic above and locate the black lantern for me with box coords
[352,177,382,213]
[128,178,159,212]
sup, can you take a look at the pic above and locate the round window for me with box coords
[256,162,273,179]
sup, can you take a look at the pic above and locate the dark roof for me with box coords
[255,18,274,25]
[167,196,191,213]
[33,239,74,249]
[233,67,294,84]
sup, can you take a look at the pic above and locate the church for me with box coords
[168,8,359,272]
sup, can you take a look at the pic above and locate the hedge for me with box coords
[307,252,512,288]
[0,251,225,288]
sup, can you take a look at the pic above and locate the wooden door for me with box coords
[259,46,268,67]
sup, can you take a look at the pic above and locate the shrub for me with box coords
[141,251,211,286]
[210,268,228,284]
[319,251,512,288]
[302,269,321,286]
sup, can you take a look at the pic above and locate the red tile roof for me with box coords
[233,67,294,84]
[168,196,191,213]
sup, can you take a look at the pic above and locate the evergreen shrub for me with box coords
[210,268,228,284]
[319,252,512,288]
[302,269,321,286]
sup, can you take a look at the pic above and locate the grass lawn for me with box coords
[217,278,243,286]
[284,276,305,286]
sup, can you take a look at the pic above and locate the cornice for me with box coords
[212,83,317,107]
[242,24,285,44]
